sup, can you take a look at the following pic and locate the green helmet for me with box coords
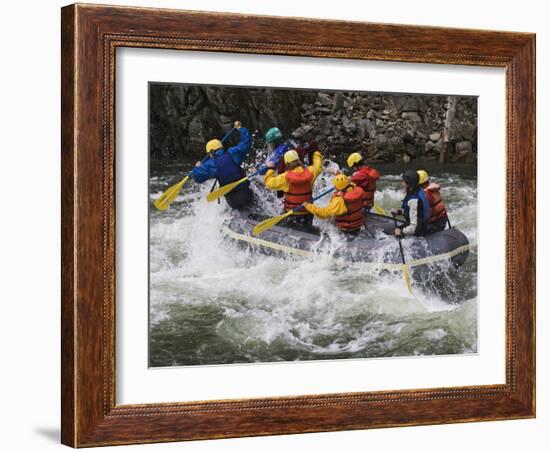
[265,127,283,144]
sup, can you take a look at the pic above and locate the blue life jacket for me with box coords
[214,150,248,188]
[402,189,430,223]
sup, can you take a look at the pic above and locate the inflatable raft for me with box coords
[222,209,470,275]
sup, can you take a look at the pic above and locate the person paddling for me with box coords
[263,127,297,171]
[262,126,321,201]
[304,174,366,234]
[346,152,380,212]
[191,121,253,210]
[417,170,449,234]
[390,170,430,237]
[263,148,323,228]
[264,127,319,169]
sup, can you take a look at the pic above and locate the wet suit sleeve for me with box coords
[259,143,286,176]
[227,127,252,165]
[308,151,323,180]
[402,199,418,236]
[304,197,347,219]
[264,169,290,192]
[191,158,217,183]
[266,142,288,166]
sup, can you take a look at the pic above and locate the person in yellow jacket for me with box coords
[304,174,366,234]
[264,149,323,227]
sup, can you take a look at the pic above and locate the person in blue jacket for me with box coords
[191,121,253,210]
[264,127,298,171]
[390,169,430,237]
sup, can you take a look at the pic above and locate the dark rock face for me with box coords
[149,83,477,166]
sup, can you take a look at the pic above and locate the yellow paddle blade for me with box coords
[153,176,189,211]
[373,203,386,216]
[206,176,248,202]
[402,264,413,294]
[252,211,293,237]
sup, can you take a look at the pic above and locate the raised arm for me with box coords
[308,151,324,180]
[227,126,252,165]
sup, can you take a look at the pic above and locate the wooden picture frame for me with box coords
[61,3,535,447]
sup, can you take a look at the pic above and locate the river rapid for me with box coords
[148,160,478,367]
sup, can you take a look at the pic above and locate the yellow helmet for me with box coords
[283,150,300,165]
[205,139,223,153]
[417,170,429,185]
[333,174,350,191]
[347,152,363,168]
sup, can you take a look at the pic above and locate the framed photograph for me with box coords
[61,3,536,447]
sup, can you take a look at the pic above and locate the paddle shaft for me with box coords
[367,210,404,226]
[210,178,218,192]
[294,187,335,213]
[247,166,268,179]
[154,128,237,211]
[392,213,407,266]
[251,187,335,236]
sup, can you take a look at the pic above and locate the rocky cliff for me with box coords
[149,83,477,165]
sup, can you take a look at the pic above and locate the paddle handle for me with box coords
[293,187,335,213]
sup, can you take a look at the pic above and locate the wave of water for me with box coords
[148,163,478,366]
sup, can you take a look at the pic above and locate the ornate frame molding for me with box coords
[61,4,535,447]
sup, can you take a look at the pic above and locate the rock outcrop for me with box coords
[150,84,477,165]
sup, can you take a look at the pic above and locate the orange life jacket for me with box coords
[334,185,366,232]
[284,167,314,214]
[423,183,447,223]
[351,166,380,208]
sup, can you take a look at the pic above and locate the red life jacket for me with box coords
[423,183,447,223]
[334,185,366,232]
[351,165,380,208]
[284,168,314,214]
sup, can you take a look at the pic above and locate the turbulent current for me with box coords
[148,161,478,367]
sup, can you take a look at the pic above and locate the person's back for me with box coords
[305,175,366,234]
[347,153,380,210]
[191,121,253,210]
[418,170,448,234]
[283,165,315,212]
[263,127,320,202]
[333,183,366,233]
[401,188,429,236]
[351,165,379,209]
[263,149,323,227]
[390,170,430,237]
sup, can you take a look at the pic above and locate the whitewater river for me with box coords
[148,161,478,367]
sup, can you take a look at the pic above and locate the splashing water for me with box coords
[148,161,478,367]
